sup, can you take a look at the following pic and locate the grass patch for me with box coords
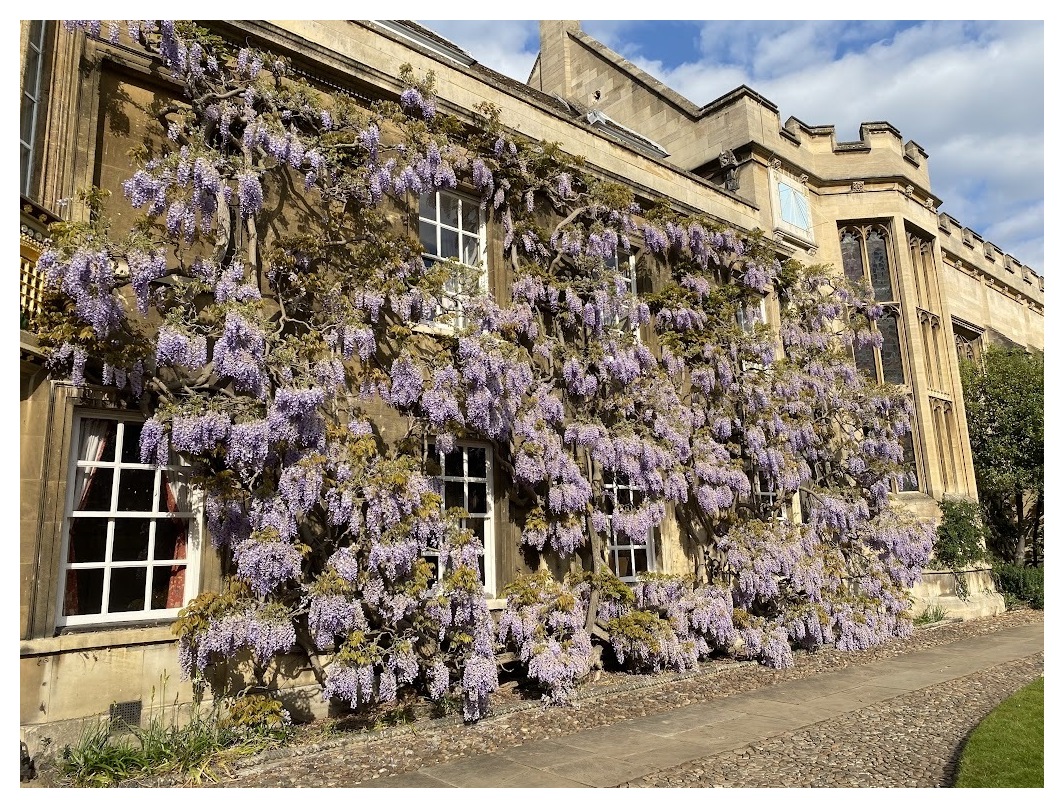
[914,604,948,626]
[58,694,293,787]
[954,677,1043,787]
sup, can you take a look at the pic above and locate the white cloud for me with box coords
[419,19,1044,273]
[420,20,540,82]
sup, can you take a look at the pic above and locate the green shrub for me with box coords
[932,498,988,570]
[992,563,1044,610]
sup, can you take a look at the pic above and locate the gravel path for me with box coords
[192,608,1042,788]
[622,654,1043,787]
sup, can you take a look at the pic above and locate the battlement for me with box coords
[937,212,1043,305]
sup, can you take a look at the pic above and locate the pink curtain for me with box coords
[162,471,188,608]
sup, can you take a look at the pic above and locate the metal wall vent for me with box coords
[109,700,143,730]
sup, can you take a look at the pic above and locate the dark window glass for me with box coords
[840,231,865,285]
[121,422,144,463]
[155,517,188,560]
[467,482,487,515]
[462,204,480,233]
[419,221,437,256]
[445,480,464,510]
[440,229,459,260]
[112,518,151,561]
[441,194,460,227]
[65,569,104,616]
[444,450,463,477]
[68,518,108,563]
[854,342,877,380]
[879,314,905,384]
[118,469,156,511]
[867,230,894,301]
[419,193,436,219]
[108,568,147,613]
[899,432,919,491]
[467,447,486,478]
[151,566,183,610]
[75,468,114,512]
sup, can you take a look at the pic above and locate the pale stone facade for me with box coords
[19,20,1041,752]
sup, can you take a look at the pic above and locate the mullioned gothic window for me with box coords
[839,223,919,492]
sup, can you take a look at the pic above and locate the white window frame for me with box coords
[770,169,815,246]
[21,20,47,197]
[603,473,657,582]
[753,471,795,523]
[737,295,770,371]
[418,189,487,332]
[605,248,641,338]
[56,414,202,627]
[425,441,496,596]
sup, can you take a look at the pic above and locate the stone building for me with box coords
[19,20,1043,754]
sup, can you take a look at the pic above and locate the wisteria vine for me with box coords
[39,20,933,719]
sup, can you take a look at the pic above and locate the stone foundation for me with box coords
[910,567,1005,622]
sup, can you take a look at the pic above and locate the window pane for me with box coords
[613,551,631,579]
[467,447,486,478]
[155,517,188,560]
[440,229,459,260]
[73,467,114,512]
[64,568,104,616]
[108,567,147,613]
[461,235,480,267]
[419,221,437,256]
[879,315,905,385]
[112,518,151,561]
[633,548,649,574]
[445,480,464,510]
[467,518,485,543]
[117,469,156,511]
[462,203,480,233]
[840,232,865,286]
[79,419,117,462]
[150,566,185,610]
[68,518,108,563]
[867,230,894,301]
[419,193,437,220]
[161,471,193,513]
[20,94,36,143]
[900,432,919,492]
[440,193,460,228]
[467,482,487,515]
[121,422,144,463]
[854,342,877,381]
[444,450,464,477]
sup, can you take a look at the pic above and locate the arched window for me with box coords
[839,223,918,491]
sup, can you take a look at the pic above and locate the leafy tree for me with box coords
[39,21,933,719]
[960,346,1044,566]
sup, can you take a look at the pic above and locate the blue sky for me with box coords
[419,19,1045,275]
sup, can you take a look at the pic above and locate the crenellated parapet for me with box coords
[936,211,1043,309]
